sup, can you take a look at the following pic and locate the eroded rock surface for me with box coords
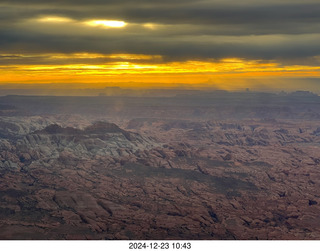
[0,114,320,240]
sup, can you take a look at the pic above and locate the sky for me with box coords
[1,0,320,93]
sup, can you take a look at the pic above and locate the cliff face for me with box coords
[14,122,158,160]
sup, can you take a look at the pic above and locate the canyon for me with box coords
[0,91,319,239]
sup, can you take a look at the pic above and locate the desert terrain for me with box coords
[0,91,320,239]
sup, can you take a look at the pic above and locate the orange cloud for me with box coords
[1,53,320,90]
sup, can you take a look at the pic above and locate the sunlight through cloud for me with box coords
[85,20,127,28]
[37,16,73,23]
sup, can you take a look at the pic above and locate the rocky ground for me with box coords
[0,114,320,239]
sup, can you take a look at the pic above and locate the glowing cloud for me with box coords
[1,53,320,91]
[143,23,158,30]
[37,16,73,23]
[85,20,127,28]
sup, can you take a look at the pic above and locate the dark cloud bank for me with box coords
[0,0,320,62]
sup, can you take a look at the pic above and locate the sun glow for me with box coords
[37,16,73,23]
[85,20,127,28]
[1,53,320,89]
